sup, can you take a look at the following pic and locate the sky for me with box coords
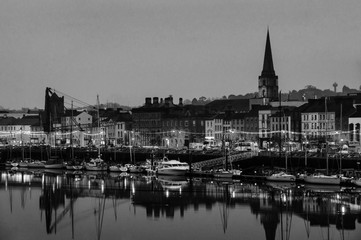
[1,0,361,110]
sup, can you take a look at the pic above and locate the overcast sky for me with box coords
[1,0,360,110]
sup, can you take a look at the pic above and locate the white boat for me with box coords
[156,158,189,176]
[85,158,108,171]
[28,160,46,168]
[10,161,19,167]
[18,159,30,168]
[109,164,128,172]
[352,178,361,187]
[66,164,84,170]
[266,171,296,182]
[304,173,341,185]
[127,164,146,173]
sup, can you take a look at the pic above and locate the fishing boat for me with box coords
[156,157,189,176]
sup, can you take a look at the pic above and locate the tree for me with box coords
[183,99,191,105]
[191,98,198,105]
[305,85,316,89]
[199,96,207,102]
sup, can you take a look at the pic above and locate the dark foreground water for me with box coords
[1,169,361,240]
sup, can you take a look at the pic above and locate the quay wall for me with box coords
[1,148,360,172]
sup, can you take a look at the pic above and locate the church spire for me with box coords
[261,28,275,77]
[258,28,278,101]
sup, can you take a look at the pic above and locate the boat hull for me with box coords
[304,175,341,185]
[28,161,45,168]
[157,168,189,176]
[352,178,361,187]
[44,164,64,169]
[266,172,296,182]
[213,171,233,178]
[66,165,84,170]
[109,165,128,172]
[85,165,108,171]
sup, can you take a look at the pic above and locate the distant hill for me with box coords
[185,85,361,105]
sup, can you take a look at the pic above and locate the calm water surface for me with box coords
[1,169,361,240]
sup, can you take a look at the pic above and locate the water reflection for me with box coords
[1,169,361,240]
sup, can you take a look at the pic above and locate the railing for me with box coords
[191,151,257,169]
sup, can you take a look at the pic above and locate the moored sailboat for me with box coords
[303,98,340,185]
[85,95,107,171]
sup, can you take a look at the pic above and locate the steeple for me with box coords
[261,29,276,77]
[258,28,279,101]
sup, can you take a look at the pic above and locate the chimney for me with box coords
[153,97,159,105]
[145,97,152,106]
[179,98,183,106]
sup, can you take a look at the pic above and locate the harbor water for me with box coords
[1,169,361,240]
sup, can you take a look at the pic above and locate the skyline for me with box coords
[1,0,361,110]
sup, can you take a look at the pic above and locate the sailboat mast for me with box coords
[71,101,74,159]
[97,95,100,157]
[340,103,342,174]
[325,97,329,175]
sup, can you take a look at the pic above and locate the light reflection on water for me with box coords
[1,169,361,240]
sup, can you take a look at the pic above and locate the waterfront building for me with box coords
[258,106,276,148]
[60,110,93,147]
[300,94,361,145]
[244,107,260,142]
[0,115,44,145]
[301,99,336,143]
[230,113,246,140]
[206,98,250,113]
[102,111,132,146]
[348,104,361,152]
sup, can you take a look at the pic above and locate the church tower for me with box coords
[258,29,279,101]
